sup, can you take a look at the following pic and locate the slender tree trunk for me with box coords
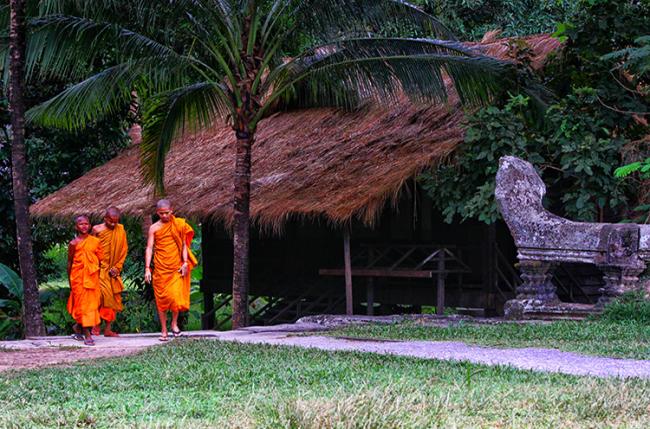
[8,0,46,337]
[231,129,253,329]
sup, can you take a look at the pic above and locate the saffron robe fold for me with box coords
[67,236,102,327]
[97,224,128,322]
[152,216,197,312]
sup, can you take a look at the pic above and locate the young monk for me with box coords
[144,199,197,341]
[91,207,128,337]
[67,215,102,346]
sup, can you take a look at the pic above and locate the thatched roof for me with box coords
[31,34,560,229]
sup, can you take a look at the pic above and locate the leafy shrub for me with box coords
[420,92,632,223]
[0,263,23,339]
[419,0,580,41]
[111,291,160,334]
[598,291,650,325]
[40,286,71,335]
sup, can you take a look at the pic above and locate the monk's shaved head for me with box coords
[105,206,121,217]
[156,199,172,210]
[74,214,90,224]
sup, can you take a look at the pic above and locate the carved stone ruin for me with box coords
[495,156,650,319]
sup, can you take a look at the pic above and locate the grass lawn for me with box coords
[1,340,649,428]
[326,320,650,360]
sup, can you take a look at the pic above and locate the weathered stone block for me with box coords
[495,156,650,318]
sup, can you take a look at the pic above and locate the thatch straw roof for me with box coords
[31,34,560,229]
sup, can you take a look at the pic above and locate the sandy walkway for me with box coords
[1,323,649,379]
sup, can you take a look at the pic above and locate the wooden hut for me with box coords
[33,35,585,326]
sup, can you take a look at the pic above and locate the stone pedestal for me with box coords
[596,266,645,307]
[504,260,559,319]
[516,260,558,303]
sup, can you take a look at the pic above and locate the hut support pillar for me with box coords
[436,252,446,316]
[202,287,215,330]
[344,228,353,315]
[366,247,374,315]
[366,278,374,316]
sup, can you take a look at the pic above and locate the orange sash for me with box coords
[96,224,128,321]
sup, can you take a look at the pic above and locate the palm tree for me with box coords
[5,0,45,337]
[22,0,530,328]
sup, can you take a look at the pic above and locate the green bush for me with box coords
[598,291,650,325]
[111,291,160,334]
[40,286,71,335]
[0,263,23,339]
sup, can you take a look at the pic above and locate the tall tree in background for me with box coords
[25,0,534,328]
[7,0,44,336]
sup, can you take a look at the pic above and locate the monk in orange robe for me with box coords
[67,215,102,346]
[144,199,197,341]
[91,207,128,337]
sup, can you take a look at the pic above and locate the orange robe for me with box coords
[67,236,102,327]
[96,224,128,322]
[152,216,197,312]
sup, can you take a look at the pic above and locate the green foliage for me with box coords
[598,291,650,325]
[0,263,23,339]
[419,0,580,41]
[111,292,159,334]
[615,160,647,178]
[41,244,68,282]
[549,0,649,138]
[422,0,649,224]
[39,285,70,335]
[603,35,650,85]
[0,79,131,278]
[421,92,632,223]
[544,90,630,220]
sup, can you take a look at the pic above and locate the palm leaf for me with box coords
[261,37,514,118]
[0,263,23,301]
[140,82,233,194]
[296,0,456,41]
[24,14,180,81]
[27,56,191,130]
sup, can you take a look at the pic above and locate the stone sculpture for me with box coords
[495,156,650,318]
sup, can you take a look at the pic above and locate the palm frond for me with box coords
[21,14,179,82]
[296,0,456,41]
[27,56,190,131]
[140,82,234,194]
[262,38,513,117]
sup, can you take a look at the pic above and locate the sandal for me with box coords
[71,333,84,342]
[158,335,169,342]
[83,338,95,346]
[104,330,119,337]
[171,329,182,338]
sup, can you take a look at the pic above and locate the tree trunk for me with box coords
[8,0,46,337]
[231,129,253,329]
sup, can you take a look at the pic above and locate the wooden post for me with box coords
[202,284,215,330]
[366,246,374,316]
[366,277,374,316]
[344,228,353,315]
[486,223,497,311]
[436,251,445,316]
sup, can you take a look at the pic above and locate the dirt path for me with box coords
[2,322,649,378]
[0,347,146,372]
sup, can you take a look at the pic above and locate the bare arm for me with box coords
[179,242,189,277]
[111,229,128,277]
[144,226,155,283]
